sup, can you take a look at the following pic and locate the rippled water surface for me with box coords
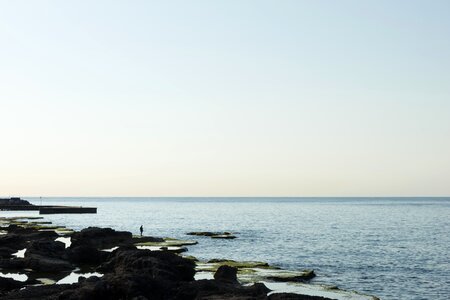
[7,197,449,300]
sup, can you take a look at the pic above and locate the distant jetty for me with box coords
[0,198,97,214]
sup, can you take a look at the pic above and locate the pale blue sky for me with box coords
[1,1,449,196]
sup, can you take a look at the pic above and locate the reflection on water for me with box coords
[0,272,28,282]
[12,248,26,258]
[55,237,71,248]
[137,245,183,251]
[56,271,103,284]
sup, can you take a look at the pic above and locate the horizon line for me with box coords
[9,195,450,199]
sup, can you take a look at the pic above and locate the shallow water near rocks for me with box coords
[12,248,26,258]
[0,272,28,282]
[6,197,448,300]
[56,271,103,284]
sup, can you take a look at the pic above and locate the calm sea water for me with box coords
[6,197,450,300]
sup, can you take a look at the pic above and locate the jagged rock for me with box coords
[214,265,238,284]
[0,224,361,300]
[25,240,65,259]
[24,254,73,272]
[0,246,16,259]
[0,226,58,255]
[67,245,108,265]
[175,280,270,300]
[0,258,26,269]
[0,277,26,293]
[0,235,27,254]
[61,273,166,300]
[0,284,73,299]
[98,247,195,282]
[70,227,133,249]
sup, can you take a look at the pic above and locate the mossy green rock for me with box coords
[196,259,315,284]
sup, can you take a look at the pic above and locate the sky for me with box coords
[0,0,449,197]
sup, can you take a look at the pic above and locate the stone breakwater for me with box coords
[0,217,379,300]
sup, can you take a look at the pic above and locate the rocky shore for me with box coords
[0,216,378,300]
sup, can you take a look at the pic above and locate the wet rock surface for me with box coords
[70,227,132,249]
[214,265,239,284]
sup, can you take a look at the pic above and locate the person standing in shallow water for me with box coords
[140,225,143,236]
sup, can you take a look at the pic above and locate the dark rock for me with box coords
[0,225,341,300]
[0,235,27,253]
[67,245,108,265]
[98,248,195,282]
[70,227,133,249]
[0,258,26,270]
[23,254,73,272]
[0,246,16,259]
[0,284,73,300]
[211,234,237,239]
[25,240,65,259]
[186,231,218,236]
[0,226,58,257]
[52,272,170,300]
[187,231,237,239]
[175,280,270,300]
[131,236,164,244]
[0,277,26,293]
[214,265,238,284]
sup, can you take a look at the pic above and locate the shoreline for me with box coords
[0,215,379,300]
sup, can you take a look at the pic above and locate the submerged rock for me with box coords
[187,231,237,239]
[268,293,333,300]
[267,270,316,282]
[205,259,270,269]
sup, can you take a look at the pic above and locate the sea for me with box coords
[3,197,449,300]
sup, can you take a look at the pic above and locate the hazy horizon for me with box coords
[1,1,449,197]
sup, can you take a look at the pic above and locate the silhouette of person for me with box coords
[140,225,143,236]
